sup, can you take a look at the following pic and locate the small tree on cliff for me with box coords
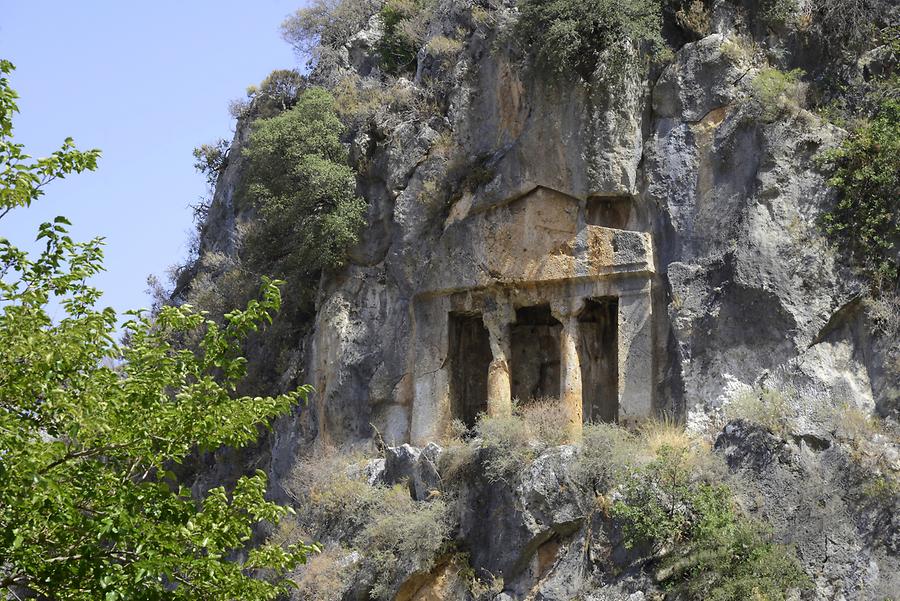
[0,59,317,600]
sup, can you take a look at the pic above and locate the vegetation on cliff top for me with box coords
[240,86,366,310]
[181,81,366,387]
[516,0,665,78]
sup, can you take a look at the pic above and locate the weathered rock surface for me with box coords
[307,430,898,600]
[383,442,443,500]
[457,445,585,582]
[185,1,900,598]
[294,5,887,450]
[192,1,895,452]
[717,420,900,600]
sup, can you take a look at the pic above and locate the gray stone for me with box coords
[716,420,900,599]
[382,442,444,501]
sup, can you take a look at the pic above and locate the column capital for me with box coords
[482,298,515,331]
[550,297,586,323]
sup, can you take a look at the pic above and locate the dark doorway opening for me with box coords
[578,298,618,423]
[511,305,562,403]
[585,195,631,229]
[448,312,491,428]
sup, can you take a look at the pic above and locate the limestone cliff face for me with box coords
[192,1,896,453]
[195,2,884,456]
[182,1,900,598]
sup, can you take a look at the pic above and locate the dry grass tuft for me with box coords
[518,397,572,448]
[639,414,697,456]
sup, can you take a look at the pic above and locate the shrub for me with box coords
[720,35,757,65]
[183,267,253,321]
[438,435,479,484]
[332,74,418,124]
[518,397,572,447]
[673,0,711,37]
[864,288,900,338]
[241,87,366,309]
[377,0,431,74]
[516,0,665,79]
[476,412,535,483]
[749,67,807,121]
[760,0,800,27]
[818,99,900,285]
[193,138,230,187]
[828,405,900,503]
[663,518,811,601]
[573,422,638,494]
[359,485,451,598]
[725,386,796,437]
[814,0,894,53]
[426,34,463,56]
[288,545,352,601]
[285,450,452,600]
[437,418,479,484]
[613,446,810,600]
[251,69,307,118]
[286,449,383,541]
[613,445,713,549]
[475,399,573,482]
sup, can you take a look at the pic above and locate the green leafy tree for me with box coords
[241,86,366,307]
[0,60,317,600]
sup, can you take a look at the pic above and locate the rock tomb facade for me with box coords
[409,186,655,444]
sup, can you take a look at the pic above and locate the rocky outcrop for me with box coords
[304,425,898,601]
[717,420,900,600]
[290,2,889,451]
[457,445,585,582]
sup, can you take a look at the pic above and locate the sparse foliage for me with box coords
[725,386,796,437]
[814,0,890,51]
[475,399,571,482]
[573,422,638,494]
[285,450,452,600]
[287,545,353,601]
[377,0,433,74]
[281,0,380,62]
[426,34,463,57]
[673,0,711,37]
[749,67,807,121]
[192,138,229,187]
[760,0,800,28]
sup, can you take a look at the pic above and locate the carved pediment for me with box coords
[420,187,653,295]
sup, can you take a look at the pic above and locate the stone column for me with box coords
[483,304,514,418]
[552,299,585,441]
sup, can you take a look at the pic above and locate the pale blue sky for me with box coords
[1,1,304,319]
